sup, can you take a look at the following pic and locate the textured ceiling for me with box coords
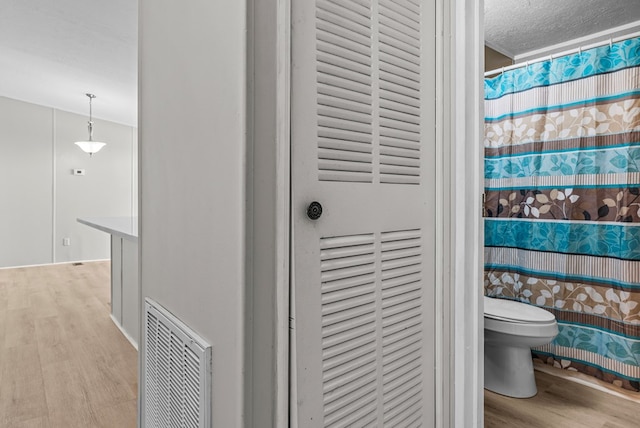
[0,0,137,126]
[485,0,640,60]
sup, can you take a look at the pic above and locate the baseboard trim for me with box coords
[0,259,110,270]
[110,313,139,351]
[534,361,640,404]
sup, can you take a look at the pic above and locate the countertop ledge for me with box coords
[77,217,138,241]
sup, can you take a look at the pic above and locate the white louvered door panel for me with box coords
[321,234,378,427]
[380,230,424,426]
[378,0,422,185]
[291,0,436,426]
[317,0,373,183]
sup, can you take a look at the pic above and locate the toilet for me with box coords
[484,296,559,398]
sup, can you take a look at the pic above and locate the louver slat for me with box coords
[321,233,378,427]
[380,106,420,125]
[320,227,425,426]
[318,105,371,124]
[318,93,372,115]
[379,27,420,53]
[379,0,421,185]
[379,88,420,110]
[317,0,373,183]
[381,229,424,426]
[143,299,212,428]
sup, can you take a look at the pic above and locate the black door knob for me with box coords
[307,201,323,220]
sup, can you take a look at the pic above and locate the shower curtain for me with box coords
[484,37,640,391]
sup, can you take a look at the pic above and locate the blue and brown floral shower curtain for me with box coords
[484,37,640,391]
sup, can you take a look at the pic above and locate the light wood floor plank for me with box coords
[10,416,50,428]
[0,344,48,426]
[0,261,137,428]
[28,290,59,319]
[42,359,100,428]
[5,270,27,311]
[94,399,137,428]
[66,337,137,409]
[485,369,640,428]
[0,279,9,312]
[4,308,37,348]
[0,310,6,352]
[34,316,69,365]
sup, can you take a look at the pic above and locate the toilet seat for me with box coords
[484,296,558,337]
[484,296,555,323]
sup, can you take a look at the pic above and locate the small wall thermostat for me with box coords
[73,169,86,176]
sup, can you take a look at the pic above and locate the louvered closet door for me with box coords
[291,0,436,427]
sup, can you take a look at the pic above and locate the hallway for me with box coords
[0,262,137,427]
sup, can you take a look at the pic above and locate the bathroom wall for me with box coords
[485,45,513,72]
[0,96,137,268]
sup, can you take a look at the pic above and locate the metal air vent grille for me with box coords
[143,299,211,428]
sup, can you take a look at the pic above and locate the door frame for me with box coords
[269,0,483,426]
[437,0,484,426]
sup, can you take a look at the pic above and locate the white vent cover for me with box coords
[142,298,212,428]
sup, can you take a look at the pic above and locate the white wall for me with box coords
[139,0,247,426]
[0,98,53,267]
[0,96,137,268]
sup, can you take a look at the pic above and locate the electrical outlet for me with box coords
[63,237,71,246]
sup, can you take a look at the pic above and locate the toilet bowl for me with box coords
[484,296,558,398]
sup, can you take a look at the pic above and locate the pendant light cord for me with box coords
[87,93,96,142]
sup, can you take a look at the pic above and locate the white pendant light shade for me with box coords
[74,140,106,155]
[75,93,106,156]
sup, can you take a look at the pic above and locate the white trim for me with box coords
[131,127,136,219]
[52,108,57,263]
[275,0,291,426]
[436,0,484,426]
[0,258,110,270]
[515,20,640,63]
[434,0,450,425]
[533,363,640,404]
[449,0,484,426]
[110,313,139,350]
[136,14,144,426]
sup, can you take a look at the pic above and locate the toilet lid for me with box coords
[484,296,556,323]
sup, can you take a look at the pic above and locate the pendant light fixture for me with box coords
[74,93,106,156]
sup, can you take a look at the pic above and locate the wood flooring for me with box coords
[0,262,137,428]
[3,262,640,427]
[485,367,640,428]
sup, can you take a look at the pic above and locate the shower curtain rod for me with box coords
[484,30,640,77]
